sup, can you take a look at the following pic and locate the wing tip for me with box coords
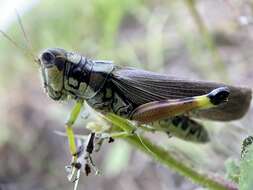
[193,86,252,121]
[233,86,252,119]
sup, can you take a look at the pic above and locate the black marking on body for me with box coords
[188,126,200,136]
[86,80,114,113]
[207,87,230,105]
[66,57,91,90]
[170,116,208,142]
[172,116,183,127]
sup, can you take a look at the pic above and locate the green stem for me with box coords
[106,114,237,190]
[124,135,237,190]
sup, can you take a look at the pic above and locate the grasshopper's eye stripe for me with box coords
[42,51,55,62]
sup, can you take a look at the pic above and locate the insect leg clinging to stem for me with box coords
[65,100,84,160]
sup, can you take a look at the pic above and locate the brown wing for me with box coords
[111,67,252,121]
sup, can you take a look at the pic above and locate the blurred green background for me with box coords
[0,0,252,189]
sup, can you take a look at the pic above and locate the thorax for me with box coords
[63,58,114,99]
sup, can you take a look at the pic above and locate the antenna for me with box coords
[15,10,38,63]
[0,10,39,65]
[0,30,26,51]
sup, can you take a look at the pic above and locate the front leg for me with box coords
[65,100,84,159]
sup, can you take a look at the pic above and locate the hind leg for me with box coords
[131,87,230,123]
[152,116,209,143]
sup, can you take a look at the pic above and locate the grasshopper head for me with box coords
[39,47,113,101]
[39,48,68,100]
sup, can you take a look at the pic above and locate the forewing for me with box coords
[111,67,252,121]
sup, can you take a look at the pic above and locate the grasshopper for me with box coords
[38,47,251,142]
[1,14,252,190]
[38,47,251,182]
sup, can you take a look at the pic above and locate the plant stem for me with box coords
[124,135,237,190]
[106,114,237,190]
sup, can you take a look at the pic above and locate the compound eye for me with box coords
[42,51,55,63]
